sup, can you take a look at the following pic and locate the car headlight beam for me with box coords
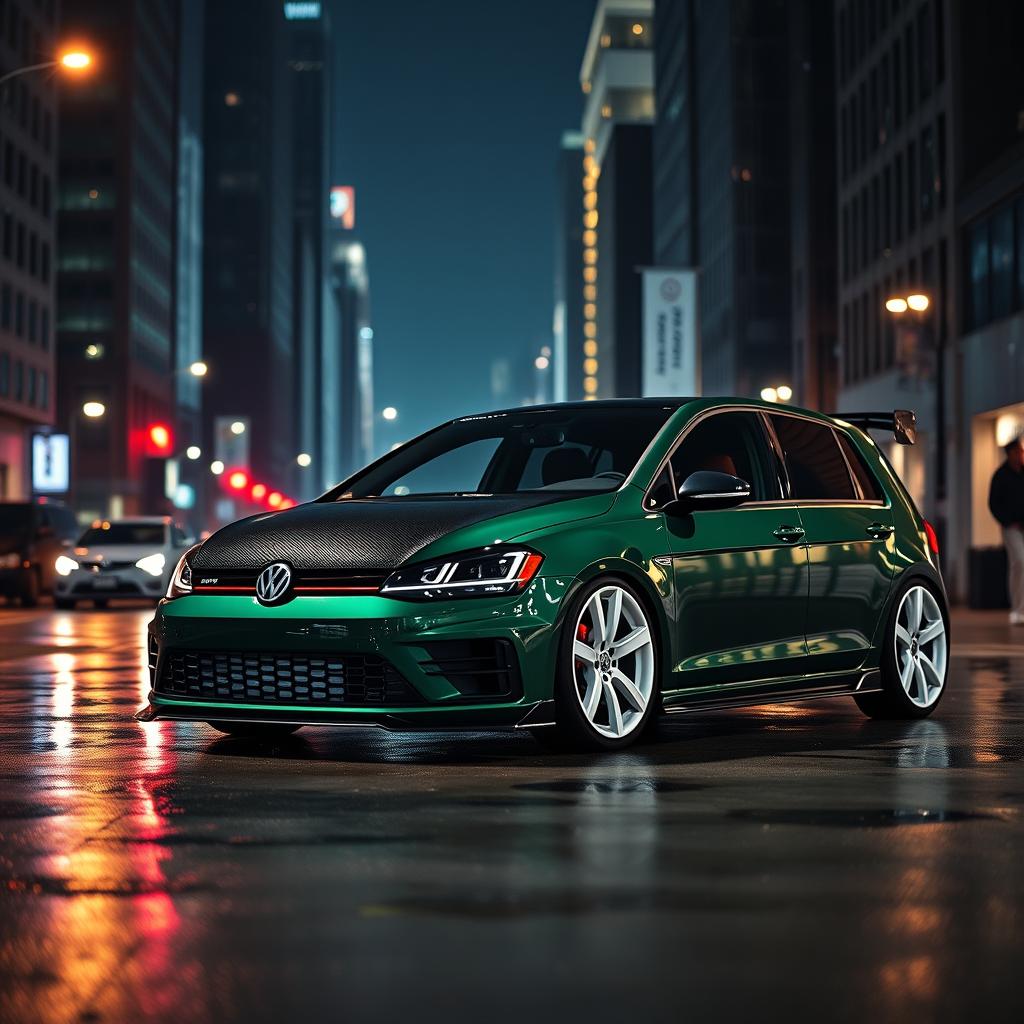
[135,552,166,577]
[55,554,80,576]
[381,548,543,600]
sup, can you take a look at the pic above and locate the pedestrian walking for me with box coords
[989,437,1024,624]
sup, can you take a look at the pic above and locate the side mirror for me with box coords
[664,470,751,514]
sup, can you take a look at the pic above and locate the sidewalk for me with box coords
[950,606,1024,657]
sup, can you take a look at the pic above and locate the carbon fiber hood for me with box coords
[191,495,563,572]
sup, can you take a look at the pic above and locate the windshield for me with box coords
[329,407,675,499]
[77,523,167,547]
[0,505,32,535]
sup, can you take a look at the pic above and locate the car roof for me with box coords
[457,398,697,420]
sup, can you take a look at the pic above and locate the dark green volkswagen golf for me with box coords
[138,399,948,751]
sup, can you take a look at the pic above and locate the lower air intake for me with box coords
[157,650,422,707]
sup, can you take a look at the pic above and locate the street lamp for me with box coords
[0,46,95,87]
[296,452,312,468]
[185,445,202,461]
[230,420,246,435]
[760,385,793,404]
[381,407,398,421]
[189,360,208,377]
[81,400,106,418]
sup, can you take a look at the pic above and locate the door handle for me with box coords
[866,522,895,539]
[773,524,805,543]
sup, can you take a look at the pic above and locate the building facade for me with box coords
[553,130,585,403]
[834,0,952,528]
[285,0,331,498]
[579,0,654,400]
[0,1,59,499]
[653,0,792,399]
[58,0,179,519]
[202,0,294,517]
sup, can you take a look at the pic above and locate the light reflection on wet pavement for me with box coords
[0,605,1021,1022]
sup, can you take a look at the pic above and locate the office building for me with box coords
[57,0,179,518]
[553,131,585,403]
[579,0,654,399]
[0,1,59,499]
[202,0,294,511]
[653,0,792,399]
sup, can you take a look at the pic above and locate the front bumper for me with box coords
[138,577,568,730]
[57,565,166,600]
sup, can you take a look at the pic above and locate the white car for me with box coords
[53,517,193,609]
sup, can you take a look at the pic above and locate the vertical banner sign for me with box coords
[641,268,700,397]
[32,433,70,493]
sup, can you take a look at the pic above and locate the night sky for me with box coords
[332,0,595,448]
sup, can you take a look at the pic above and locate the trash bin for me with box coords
[968,546,1010,609]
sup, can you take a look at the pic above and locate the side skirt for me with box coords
[660,669,880,716]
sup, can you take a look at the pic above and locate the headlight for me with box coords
[380,548,543,599]
[165,544,201,598]
[135,552,166,577]
[55,554,79,576]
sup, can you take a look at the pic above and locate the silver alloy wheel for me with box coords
[894,585,947,708]
[572,585,655,739]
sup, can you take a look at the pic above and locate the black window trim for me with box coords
[644,405,890,510]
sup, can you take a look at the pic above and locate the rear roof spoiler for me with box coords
[832,409,917,446]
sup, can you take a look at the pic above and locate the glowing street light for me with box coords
[59,50,92,70]
[296,452,312,468]
[886,292,930,315]
[535,355,550,370]
[189,360,208,377]
[185,445,202,461]
[907,293,930,312]
[381,407,398,421]
[210,460,225,475]
[885,297,909,314]
[776,384,793,402]
[0,47,95,87]
[230,420,246,435]
[81,401,106,418]
[760,387,778,403]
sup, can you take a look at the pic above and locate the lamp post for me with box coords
[0,48,94,88]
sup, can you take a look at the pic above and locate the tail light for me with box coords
[923,520,939,555]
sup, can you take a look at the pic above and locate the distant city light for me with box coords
[535,355,550,370]
[227,470,249,491]
[186,445,202,461]
[296,452,312,467]
[224,92,240,107]
[267,491,283,508]
[885,297,909,314]
[382,406,398,421]
[776,384,793,402]
[760,387,779,403]
[359,326,374,341]
[210,460,225,475]
[251,482,267,501]
[284,1,321,19]
[84,343,103,359]
[230,420,246,435]
[632,22,645,35]
[82,401,105,418]
[189,360,208,377]
[907,293,930,311]
[147,423,172,453]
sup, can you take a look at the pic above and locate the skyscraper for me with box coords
[579,0,655,400]
[202,0,294,513]
[0,1,59,499]
[653,0,792,399]
[285,0,331,498]
[553,130,585,403]
[57,0,179,518]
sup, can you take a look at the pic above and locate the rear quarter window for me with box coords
[837,432,884,502]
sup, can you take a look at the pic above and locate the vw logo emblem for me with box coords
[256,562,293,605]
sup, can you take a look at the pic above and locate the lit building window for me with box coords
[600,32,611,47]
[583,302,596,319]
[584,210,598,230]
[583,266,597,284]
[584,358,599,376]
[583,248,597,265]
[584,376,598,394]
[601,104,613,119]
[632,22,644,35]
[584,322,597,338]
[583,285,597,302]
[584,191,597,211]
[584,340,598,358]
[582,80,592,94]
[584,138,595,154]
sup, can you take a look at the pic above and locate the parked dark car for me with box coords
[0,502,80,606]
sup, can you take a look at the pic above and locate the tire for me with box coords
[854,578,949,720]
[20,570,40,608]
[54,598,77,610]
[544,576,659,751]
[207,722,302,738]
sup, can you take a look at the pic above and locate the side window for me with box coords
[770,416,856,500]
[837,432,884,501]
[668,412,780,501]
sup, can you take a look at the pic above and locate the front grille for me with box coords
[419,639,522,700]
[156,649,422,706]
[191,568,388,595]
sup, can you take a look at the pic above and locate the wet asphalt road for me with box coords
[0,604,1022,1023]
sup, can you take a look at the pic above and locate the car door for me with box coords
[766,413,895,675]
[649,410,810,692]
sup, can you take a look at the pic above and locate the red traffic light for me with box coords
[146,422,173,456]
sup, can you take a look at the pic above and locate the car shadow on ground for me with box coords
[199,707,954,771]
